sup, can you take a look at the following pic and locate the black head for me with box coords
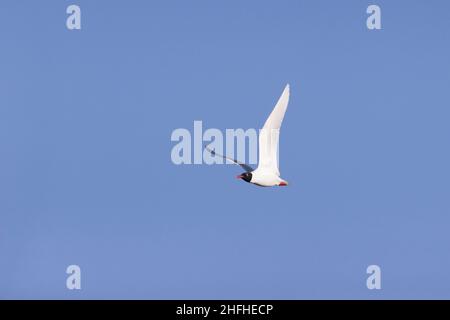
[237,172,252,183]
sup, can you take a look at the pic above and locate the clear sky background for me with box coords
[1,0,450,299]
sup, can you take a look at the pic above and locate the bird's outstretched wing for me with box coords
[205,146,254,173]
[257,84,290,176]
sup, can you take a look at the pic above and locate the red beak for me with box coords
[236,175,243,179]
[279,182,288,186]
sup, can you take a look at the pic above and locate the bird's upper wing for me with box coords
[205,146,254,173]
[257,84,290,176]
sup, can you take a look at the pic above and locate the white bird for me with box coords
[206,84,290,187]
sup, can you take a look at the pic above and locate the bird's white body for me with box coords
[249,84,290,187]
[249,170,288,187]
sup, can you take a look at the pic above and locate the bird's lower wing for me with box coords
[205,146,254,173]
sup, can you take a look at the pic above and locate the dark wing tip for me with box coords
[204,145,215,155]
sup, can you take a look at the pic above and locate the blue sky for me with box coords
[1,0,450,299]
